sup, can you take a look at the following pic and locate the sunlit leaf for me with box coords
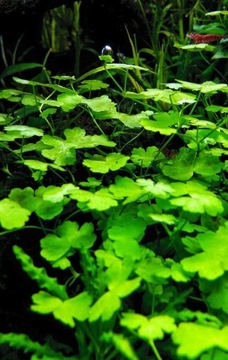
[0,199,31,229]
[31,291,92,327]
[181,226,228,279]
[170,180,223,216]
[13,246,67,299]
[131,146,163,167]
[57,92,83,111]
[4,125,43,138]
[41,221,96,265]
[162,148,196,180]
[82,95,117,119]
[69,187,118,211]
[89,291,121,322]
[121,313,176,341]
[172,323,228,358]
[109,176,147,204]
[83,153,129,173]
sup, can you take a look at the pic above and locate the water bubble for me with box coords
[101,45,113,56]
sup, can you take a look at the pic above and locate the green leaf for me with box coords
[170,180,224,216]
[31,291,92,327]
[89,291,121,322]
[57,92,83,111]
[41,135,76,166]
[64,127,115,148]
[136,255,171,284]
[109,176,147,204]
[108,213,146,243]
[41,128,115,166]
[172,323,228,358]
[116,111,150,128]
[4,125,43,138]
[177,80,227,93]
[125,89,196,104]
[0,198,31,229]
[83,153,129,173]
[41,184,76,203]
[104,332,138,360]
[121,313,176,341]
[131,146,163,167]
[194,152,223,176]
[105,259,141,297]
[175,43,215,52]
[82,95,117,119]
[69,188,118,211]
[181,226,228,280]
[34,199,65,220]
[13,246,67,299]
[41,221,96,266]
[0,333,60,359]
[200,274,228,314]
[22,159,65,172]
[78,80,109,92]
[141,112,179,135]
[162,148,196,180]
[136,178,174,198]
[9,187,38,212]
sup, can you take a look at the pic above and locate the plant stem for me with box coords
[149,339,163,360]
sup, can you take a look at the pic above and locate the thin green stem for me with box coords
[149,339,163,360]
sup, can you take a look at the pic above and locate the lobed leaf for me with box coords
[172,323,228,358]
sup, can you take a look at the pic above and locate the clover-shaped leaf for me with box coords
[0,199,31,229]
[4,125,44,138]
[181,226,228,280]
[109,176,147,204]
[141,111,179,135]
[83,153,129,173]
[41,135,76,166]
[170,180,223,216]
[57,92,83,111]
[31,291,92,327]
[9,187,37,212]
[64,127,115,148]
[41,221,96,267]
[172,322,228,358]
[131,146,164,167]
[82,95,117,119]
[162,148,196,180]
[69,188,118,211]
[121,313,176,341]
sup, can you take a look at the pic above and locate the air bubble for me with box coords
[101,45,113,56]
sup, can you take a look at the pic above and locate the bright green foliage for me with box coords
[172,323,228,358]
[181,225,228,280]
[169,180,224,216]
[83,153,130,173]
[31,290,92,327]
[0,198,31,229]
[0,8,228,359]
[103,332,138,360]
[200,273,228,314]
[0,333,68,359]
[13,246,67,299]
[121,313,176,341]
[131,146,162,167]
[40,127,115,165]
[41,221,96,268]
